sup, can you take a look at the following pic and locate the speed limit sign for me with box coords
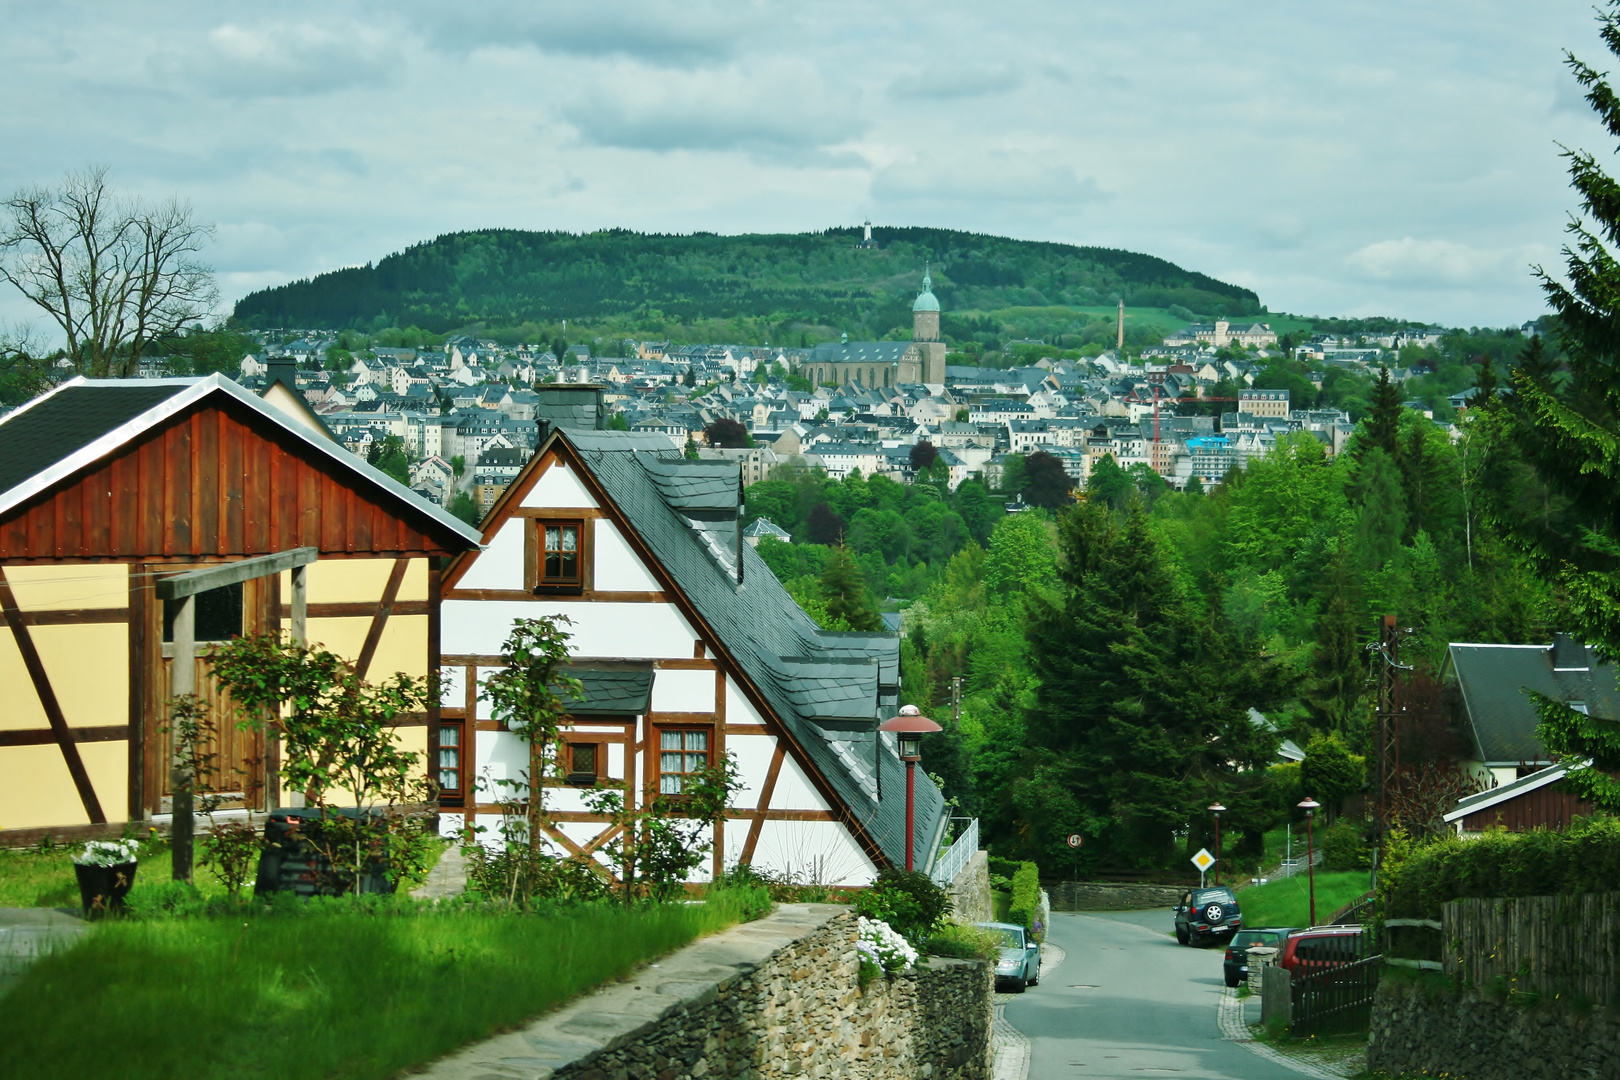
[1066,834,1083,849]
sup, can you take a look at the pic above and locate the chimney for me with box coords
[1552,633,1590,672]
[534,384,606,445]
[265,356,298,394]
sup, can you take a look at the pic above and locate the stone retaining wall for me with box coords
[1046,881,1186,911]
[418,904,993,1080]
[946,850,992,925]
[1369,979,1620,1080]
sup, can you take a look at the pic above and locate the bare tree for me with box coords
[0,167,217,377]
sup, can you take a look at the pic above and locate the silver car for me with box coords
[977,921,1041,992]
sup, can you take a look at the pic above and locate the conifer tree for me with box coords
[1361,366,1403,459]
[820,545,881,631]
[1496,5,1620,808]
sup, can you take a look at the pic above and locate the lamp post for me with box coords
[879,705,943,871]
[1298,796,1321,926]
[1208,802,1226,887]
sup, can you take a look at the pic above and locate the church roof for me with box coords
[807,341,916,364]
[913,268,940,313]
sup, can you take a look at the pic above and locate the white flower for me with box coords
[73,839,140,867]
[857,916,918,973]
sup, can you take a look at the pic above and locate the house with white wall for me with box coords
[437,387,947,887]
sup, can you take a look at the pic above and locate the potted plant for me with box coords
[72,839,140,917]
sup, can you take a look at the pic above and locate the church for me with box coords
[802,271,949,388]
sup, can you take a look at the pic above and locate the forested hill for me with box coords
[232,226,1262,341]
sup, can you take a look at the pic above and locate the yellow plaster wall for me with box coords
[369,614,428,680]
[0,630,49,731]
[1,564,127,610]
[0,745,95,829]
[291,556,422,606]
[29,624,128,727]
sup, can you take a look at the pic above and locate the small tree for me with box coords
[207,634,435,894]
[821,545,881,631]
[909,441,939,473]
[704,417,753,448]
[479,618,583,863]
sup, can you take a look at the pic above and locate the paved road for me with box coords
[1002,908,1302,1080]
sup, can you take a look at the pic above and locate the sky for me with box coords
[0,0,1614,333]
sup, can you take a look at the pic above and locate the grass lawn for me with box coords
[0,837,449,909]
[0,890,762,1080]
[1236,871,1373,929]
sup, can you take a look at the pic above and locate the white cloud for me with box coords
[1344,237,1544,286]
[148,21,402,98]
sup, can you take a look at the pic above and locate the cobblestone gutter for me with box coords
[414,903,993,1080]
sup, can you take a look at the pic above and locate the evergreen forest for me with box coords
[231,226,1261,347]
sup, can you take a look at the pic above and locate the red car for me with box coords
[1277,926,1364,975]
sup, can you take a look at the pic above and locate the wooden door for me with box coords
[149,571,272,811]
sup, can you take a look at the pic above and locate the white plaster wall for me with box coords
[477,729,530,790]
[608,743,625,776]
[727,734,777,804]
[438,665,464,708]
[726,681,762,725]
[437,812,465,839]
[594,519,661,591]
[522,462,598,508]
[651,668,716,713]
[444,600,696,659]
[747,819,875,886]
[548,787,590,814]
[769,754,831,812]
[456,518,525,590]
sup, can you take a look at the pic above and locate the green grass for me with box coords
[1237,871,1372,929]
[0,891,762,1080]
[0,837,449,909]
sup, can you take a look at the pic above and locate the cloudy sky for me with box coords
[1,1,1613,330]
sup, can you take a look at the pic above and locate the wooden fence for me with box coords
[1443,893,1620,1006]
[1292,954,1382,1036]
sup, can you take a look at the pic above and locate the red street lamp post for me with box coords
[879,705,943,871]
[1208,802,1226,886]
[1298,796,1321,926]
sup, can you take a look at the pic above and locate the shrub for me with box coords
[857,915,918,986]
[925,920,1000,961]
[1380,816,1620,921]
[704,882,772,923]
[1318,822,1371,871]
[1007,861,1043,940]
[852,868,950,944]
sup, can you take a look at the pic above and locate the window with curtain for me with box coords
[658,729,709,794]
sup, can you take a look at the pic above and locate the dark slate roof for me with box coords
[1448,639,1620,763]
[564,666,654,716]
[808,341,915,364]
[642,460,740,513]
[0,381,179,495]
[559,429,943,871]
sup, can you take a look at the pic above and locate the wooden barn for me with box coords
[1444,762,1596,836]
[0,375,481,839]
[439,386,948,886]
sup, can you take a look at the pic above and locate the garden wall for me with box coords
[1369,978,1620,1080]
[417,904,993,1080]
[946,850,993,924]
[1047,881,1185,910]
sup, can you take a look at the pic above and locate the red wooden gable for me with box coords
[0,395,464,561]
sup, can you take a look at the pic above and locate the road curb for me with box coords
[1217,986,1348,1080]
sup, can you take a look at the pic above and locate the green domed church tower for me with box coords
[912,268,946,383]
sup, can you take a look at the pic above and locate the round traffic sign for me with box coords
[1066,833,1083,849]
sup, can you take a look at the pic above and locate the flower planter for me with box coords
[74,860,137,917]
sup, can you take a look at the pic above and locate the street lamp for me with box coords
[1298,796,1321,926]
[1208,802,1226,887]
[879,705,943,871]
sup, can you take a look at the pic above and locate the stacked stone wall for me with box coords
[1369,979,1620,1080]
[1046,881,1187,911]
[418,904,992,1080]
[947,850,993,925]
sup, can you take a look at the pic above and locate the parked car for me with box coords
[1277,926,1365,975]
[1174,886,1243,946]
[1222,927,1297,987]
[976,921,1041,992]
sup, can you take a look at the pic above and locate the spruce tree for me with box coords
[1495,5,1620,808]
[1361,366,1403,459]
[820,545,881,631]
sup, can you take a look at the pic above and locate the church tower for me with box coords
[911,267,947,384]
[912,267,941,342]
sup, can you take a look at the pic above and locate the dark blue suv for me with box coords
[1173,886,1242,947]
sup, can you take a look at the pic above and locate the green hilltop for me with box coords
[232,226,1264,347]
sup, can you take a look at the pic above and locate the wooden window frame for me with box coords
[437,719,466,807]
[564,740,602,786]
[653,725,714,799]
[527,517,591,596]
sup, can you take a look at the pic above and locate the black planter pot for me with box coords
[74,860,137,917]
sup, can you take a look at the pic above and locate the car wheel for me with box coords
[1011,975,1027,993]
[1225,972,1241,988]
[1176,926,1189,945]
[1029,963,1040,987]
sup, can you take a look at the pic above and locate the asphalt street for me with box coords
[1002,908,1304,1080]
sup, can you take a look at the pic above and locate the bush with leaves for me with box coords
[1007,861,1044,940]
[852,867,951,945]
[1317,821,1372,872]
[925,919,1001,960]
[205,633,437,895]
[164,693,264,900]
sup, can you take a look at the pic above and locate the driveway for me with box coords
[1000,908,1305,1080]
[0,908,89,999]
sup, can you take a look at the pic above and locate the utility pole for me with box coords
[1117,298,1125,353]
[1369,615,1412,852]
[952,676,962,725]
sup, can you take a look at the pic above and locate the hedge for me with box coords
[1381,817,1620,921]
[1007,861,1042,941]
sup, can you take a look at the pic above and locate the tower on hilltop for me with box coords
[913,266,941,343]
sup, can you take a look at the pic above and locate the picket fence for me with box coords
[1443,892,1620,1006]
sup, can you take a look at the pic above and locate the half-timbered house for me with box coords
[0,375,481,839]
[440,386,947,886]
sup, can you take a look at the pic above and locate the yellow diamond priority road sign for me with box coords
[1191,848,1216,873]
